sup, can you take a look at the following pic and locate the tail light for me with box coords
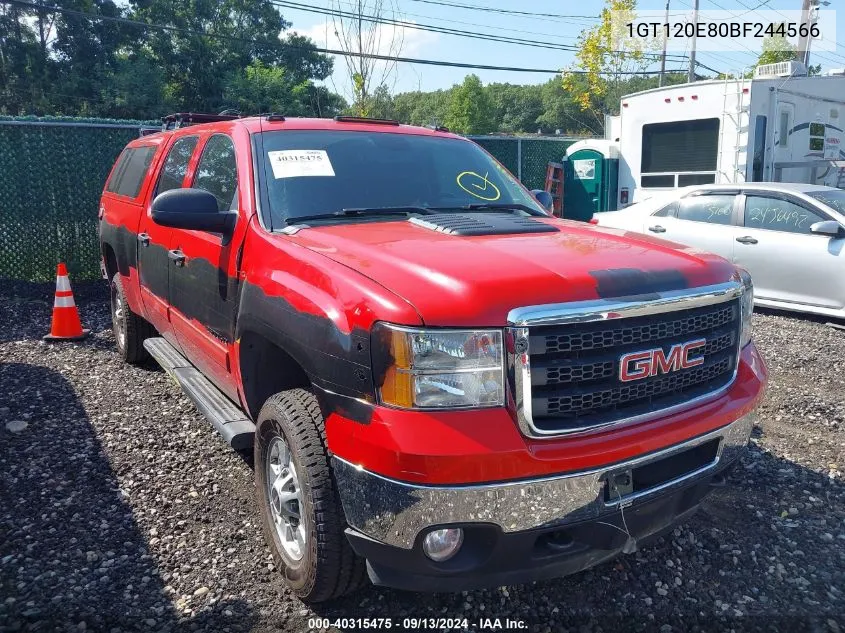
[620,188,629,205]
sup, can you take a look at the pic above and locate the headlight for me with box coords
[737,268,754,347]
[372,323,504,409]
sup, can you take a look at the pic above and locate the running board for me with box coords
[143,337,255,450]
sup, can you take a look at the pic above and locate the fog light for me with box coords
[422,528,464,562]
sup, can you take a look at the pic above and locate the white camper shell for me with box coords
[612,67,845,205]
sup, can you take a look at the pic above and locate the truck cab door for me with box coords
[167,133,245,401]
[138,135,201,348]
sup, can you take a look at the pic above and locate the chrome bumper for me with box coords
[334,412,755,549]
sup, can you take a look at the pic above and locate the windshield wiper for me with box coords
[430,202,545,216]
[285,206,436,225]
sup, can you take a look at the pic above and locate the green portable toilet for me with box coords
[563,140,619,221]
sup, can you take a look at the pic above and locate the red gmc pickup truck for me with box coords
[99,113,766,603]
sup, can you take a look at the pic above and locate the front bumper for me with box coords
[345,468,728,592]
[334,411,754,550]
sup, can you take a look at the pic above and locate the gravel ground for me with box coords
[1,281,843,633]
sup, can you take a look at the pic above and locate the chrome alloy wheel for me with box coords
[266,436,306,561]
[111,284,126,349]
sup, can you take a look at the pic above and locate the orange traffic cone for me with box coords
[43,263,89,341]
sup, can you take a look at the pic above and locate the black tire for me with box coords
[110,272,153,364]
[255,388,367,603]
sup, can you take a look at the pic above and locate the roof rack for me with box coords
[334,115,400,126]
[264,113,286,122]
[427,124,451,133]
[161,112,242,131]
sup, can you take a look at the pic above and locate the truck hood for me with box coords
[287,217,737,326]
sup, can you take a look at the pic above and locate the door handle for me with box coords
[648,225,667,233]
[736,236,758,245]
[167,249,186,267]
[137,232,151,246]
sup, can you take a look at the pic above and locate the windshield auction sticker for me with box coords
[268,150,335,179]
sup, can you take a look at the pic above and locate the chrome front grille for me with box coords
[508,281,744,437]
[533,303,736,354]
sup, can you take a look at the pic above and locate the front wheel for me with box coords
[254,388,367,603]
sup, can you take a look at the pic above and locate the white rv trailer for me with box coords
[610,62,845,206]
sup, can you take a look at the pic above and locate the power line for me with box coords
[0,0,679,76]
[274,0,691,62]
[405,0,600,22]
[326,0,585,43]
[274,0,592,54]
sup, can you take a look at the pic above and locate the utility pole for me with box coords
[659,0,670,86]
[687,0,699,83]
[796,0,812,67]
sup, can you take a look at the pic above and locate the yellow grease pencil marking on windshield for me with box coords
[457,171,501,201]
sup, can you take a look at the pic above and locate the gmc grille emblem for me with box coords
[619,339,706,382]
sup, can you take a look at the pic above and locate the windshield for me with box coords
[258,130,544,224]
[808,190,845,215]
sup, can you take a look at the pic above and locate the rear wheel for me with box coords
[255,388,367,603]
[110,272,152,364]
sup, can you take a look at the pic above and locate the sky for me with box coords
[278,0,845,100]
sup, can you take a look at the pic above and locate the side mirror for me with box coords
[809,220,845,237]
[152,188,235,234]
[531,189,554,213]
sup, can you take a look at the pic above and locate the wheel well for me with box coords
[239,331,311,419]
[102,243,118,280]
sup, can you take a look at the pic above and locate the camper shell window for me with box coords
[641,175,675,188]
[641,118,720,188]
[678,173,718,186]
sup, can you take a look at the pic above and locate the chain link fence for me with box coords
[0,117,157,282]
[470,136,582,190]
[0,118,585,282]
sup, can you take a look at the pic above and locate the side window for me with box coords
[751,115,767,182]
[778,109,790,148]
[677,195,735,225]
[156,136,199,195]
[106,150,131,193]
[193,135,238,213]
[106,146,156,198]
[744,195,828,234]
[653,202,677,217]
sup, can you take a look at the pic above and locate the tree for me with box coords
[562,0,656,125]
[757,35,798,67]
[361,84,396,119]
[52,0,130,114]
[536,76,601,136]
[224,61,304,115]
[0,3,47,114]
[486,83,543,134]
[752,33,819,75]
[0,0,346,119]
[444,75,494,135]
[329,0,403,115]
[222,61,347,118]
[393,88,451,127]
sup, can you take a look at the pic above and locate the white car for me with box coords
[596,183,845,319]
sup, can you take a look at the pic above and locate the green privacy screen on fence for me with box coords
[0,117,156,282]
[0,117,584,282]
[470,136,579,191]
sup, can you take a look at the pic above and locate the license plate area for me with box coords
[604,438,721,503]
